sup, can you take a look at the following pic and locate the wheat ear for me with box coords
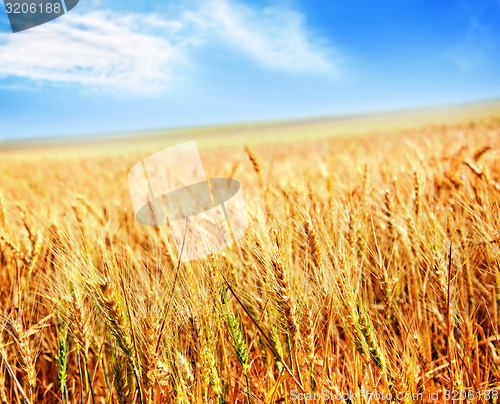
[6,319,37,402]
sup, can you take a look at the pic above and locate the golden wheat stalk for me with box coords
[0,360,7,404]
[5,319,37,402]
[300,304,315,388]
[0,235,26,263]
[0,196,9,233]
[304,219,322,270]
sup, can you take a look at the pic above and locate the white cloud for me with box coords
[0,10,184,94]
[0,0,338,94]
[185,0,335,74]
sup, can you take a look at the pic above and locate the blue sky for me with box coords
[0,0,499,139]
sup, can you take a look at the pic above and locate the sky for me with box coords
[0,0,499,139]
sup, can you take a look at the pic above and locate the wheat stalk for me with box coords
[5,319,36,402]
[56,328,69,404]
[225,309,251,403]
[0,361,7,404]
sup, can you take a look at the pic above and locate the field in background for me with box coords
[1,104,500,403]
[3,98,500,153]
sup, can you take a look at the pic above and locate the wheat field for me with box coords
[1,114,500,403]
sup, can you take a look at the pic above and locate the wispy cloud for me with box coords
[446,3,499,73]
[184,0,335,74]
[0,0,338,94]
